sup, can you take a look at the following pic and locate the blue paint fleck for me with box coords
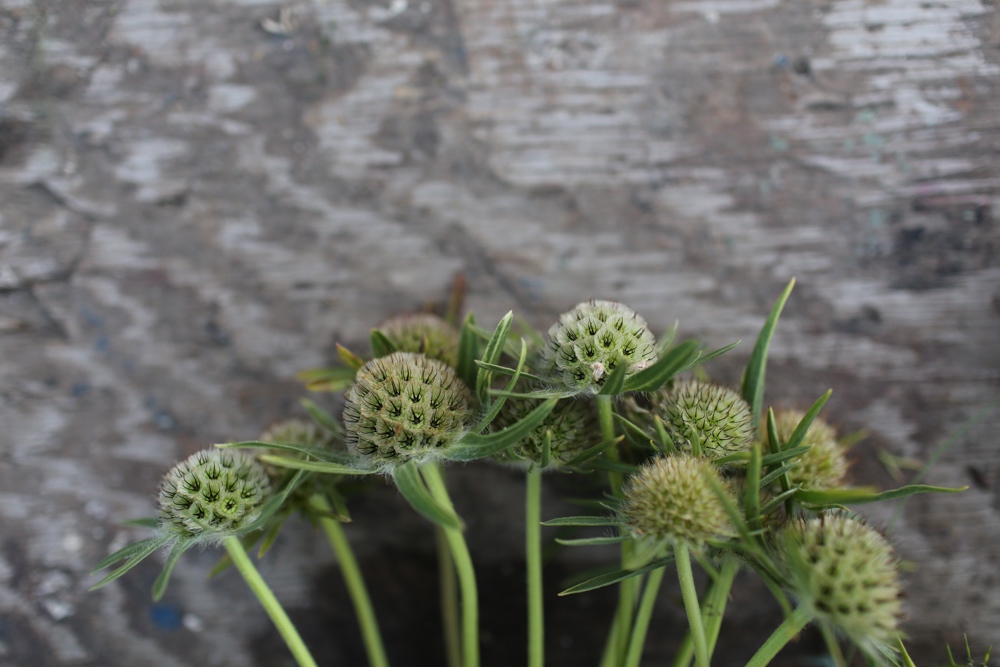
[150,603,183,630]
[70,382,91,398]
[93,334,110,353]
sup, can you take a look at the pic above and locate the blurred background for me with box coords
[0,0,997,665]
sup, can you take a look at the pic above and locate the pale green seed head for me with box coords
[378,313,460,368]
[621,455,734,548]
[657,381,754,459]
[492,396,599,469]
[540,300,657,393]
[158,449,271,538]
[343,352,472,468]
[780,515,902,646]
[768,409,849,490]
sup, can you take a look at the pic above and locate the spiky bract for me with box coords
[540,300,657,393]
[655,381,754,459]
[768,409,849,490]
[159,449,271,539]
[378,313,460,367]
[493,396,598,469]
[621,455,733,548]
[779,515,902,647]
[343,352,472,468]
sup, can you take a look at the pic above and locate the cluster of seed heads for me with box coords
[621,455,733,548]
[780,515,902,645]
[654,381,754,459]
[158,449,271,538]
[540,300,657,393]
[378,313,460,368]
[343,352,472,468]
[493,396,598,469]
[768,409,849,490]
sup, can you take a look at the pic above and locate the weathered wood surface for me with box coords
[0,0,997,664]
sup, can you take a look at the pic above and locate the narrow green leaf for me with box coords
[120,517,159,529]
[473,360,545,385]
[759,461,801,489]
[759,445,810,467]
[152,537,196,601]
[558,556,673,596]
[587,458,638,474]
[89,535,171,591]
[489,388,575,399]
[468,322,522,357]
[471,338,528,433]
[623,339,702,393]
[741,278,795,429]
[297,366,358,392]
[745,442,763,532]
[336,343,366,370]
[614,413,652,448]
[539,429,552,469]
[795,484,967,505]
[555,535,628,547]
[456,312,479,391]
[783,390,832,452]
[370,329,398,358]
[476,311,514,404]
[258,455,373,476]
[448,397,558,461]
[300,398,346,437]
[392,462,462,529]
[653,415,673,454]
[541,515,621,527]
[688,339,741,369]
[657,321,679,355]
[256,518,286,558]
[597,360,629,396]
[218,440,353,465]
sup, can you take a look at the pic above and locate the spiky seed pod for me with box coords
[159,449,271,539]
[621,455,734,548]
[656,381,754,460]
[492,396,599,469]
[377,313,460,368]
[779,515,903,647]
[343,352,472,469]
[540,300,657,393]
[767,409,849,490]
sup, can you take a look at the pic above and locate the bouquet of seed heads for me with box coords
[91,279,985,667]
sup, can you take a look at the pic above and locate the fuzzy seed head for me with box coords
[378,314,460,368]
[780,515,902,645]
[343,352,472,468]
[158,449,271,538]
[493,397,599,468]
[621,455,734,548]
[768,410,849,490]
[658,381,754,459]
[540,300,657,393]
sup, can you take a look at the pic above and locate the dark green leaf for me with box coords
[471,339,528,433]
[476,311,514,404]
[783,390,832,452]
[539,429,552,469]
[759,445,810,467]
[448,398,558,461]
[741,278,795,430]
[89,535,172,591]
[795,484,967,505]
[120,517,159,529]
[563,436,623,468]
[623,339,702,393]
[558,556,674,596]
[152,537,196,601]
[745,442,763,532]
[456,312,479,391]
[597,360,629,396]
[392,462,462,529]
[370,329,398,358]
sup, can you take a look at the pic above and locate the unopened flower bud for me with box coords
[656,381,754,459]
[768,409,848,490]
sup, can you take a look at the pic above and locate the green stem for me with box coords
[222,535,318,667]
[675,544,708,667]
[743,607,812,667]
[623,566,665,667]
[671,559,739,667]
[526,466,545,667]
[437,527,462,667]
[310,494,390,667]
[422,463,479,667]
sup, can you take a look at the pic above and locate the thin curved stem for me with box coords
[310,494,390,667]
[671,558,739,667]
[624,565,665,667]
[526,465,545,667]
[675,544,708,667]
[422,463,479,667]
[743,607,812,667]
[437,526,462,667]
[222,535,318,667]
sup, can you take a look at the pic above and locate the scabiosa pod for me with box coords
[343,351,473,471]
[377,313,461,368]
[540,300,657,394]
[492,396,599,469]
[779,514,903,651]
[159,449,272,540]
[767,409,849,490]
[654,381,754,460]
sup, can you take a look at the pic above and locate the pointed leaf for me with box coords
[448,398,558,461]
[152,537,196,601]
[370,329,398,358]
[597,360,629,396]
[258,454,373,476]
[471,339,529,433]
[555,535,628,547]
[563,435,624,468]
[120,517,159,529]
[336,343,366,371]
[623,339,702,393]
[783,390,832,452]
[745,442,763,532]
[473,361,545,385]
[476,311,514,403]
[795,484,967,505]
[539,429,552,469]
[297,366,358,392]
[657,321,679,355]
[392,462,462,529]
[541,515,621,527]
[301,398,346,437]
[456,312,479,391]
[741,278,795,429]
[688,339,740,369]
[89,535,171,591]
[558,556,674,596]
[489,388,575,399]
[218,440,352,465]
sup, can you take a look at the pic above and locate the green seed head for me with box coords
[621,455,733,548]
[768,409,849,490]
[343,352,472,469]
[377,313,460,367]
[780,515,902,646]
[492,396,599,469]
[657,381,754,459]
[158,449,271,539]
[540,300,657,393]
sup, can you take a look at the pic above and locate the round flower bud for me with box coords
[653,381,754,459]
[621,455,733,548]
[377,313,460,368]
[779,515,902,646]
[159,449,271,538]
[767,409,848,490]
[343,352,472,468]
[540,300,657,393]
[492,396,598,469]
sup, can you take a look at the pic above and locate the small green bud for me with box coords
[657,381,754,459]
[768,409,848,490]
[621,455,733,548]
[343,352,472,469]
[492,396,598,469]
[540,300,657,393]
[158,449,271,539]
[780,515,902,646]
[377,313,460,367]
